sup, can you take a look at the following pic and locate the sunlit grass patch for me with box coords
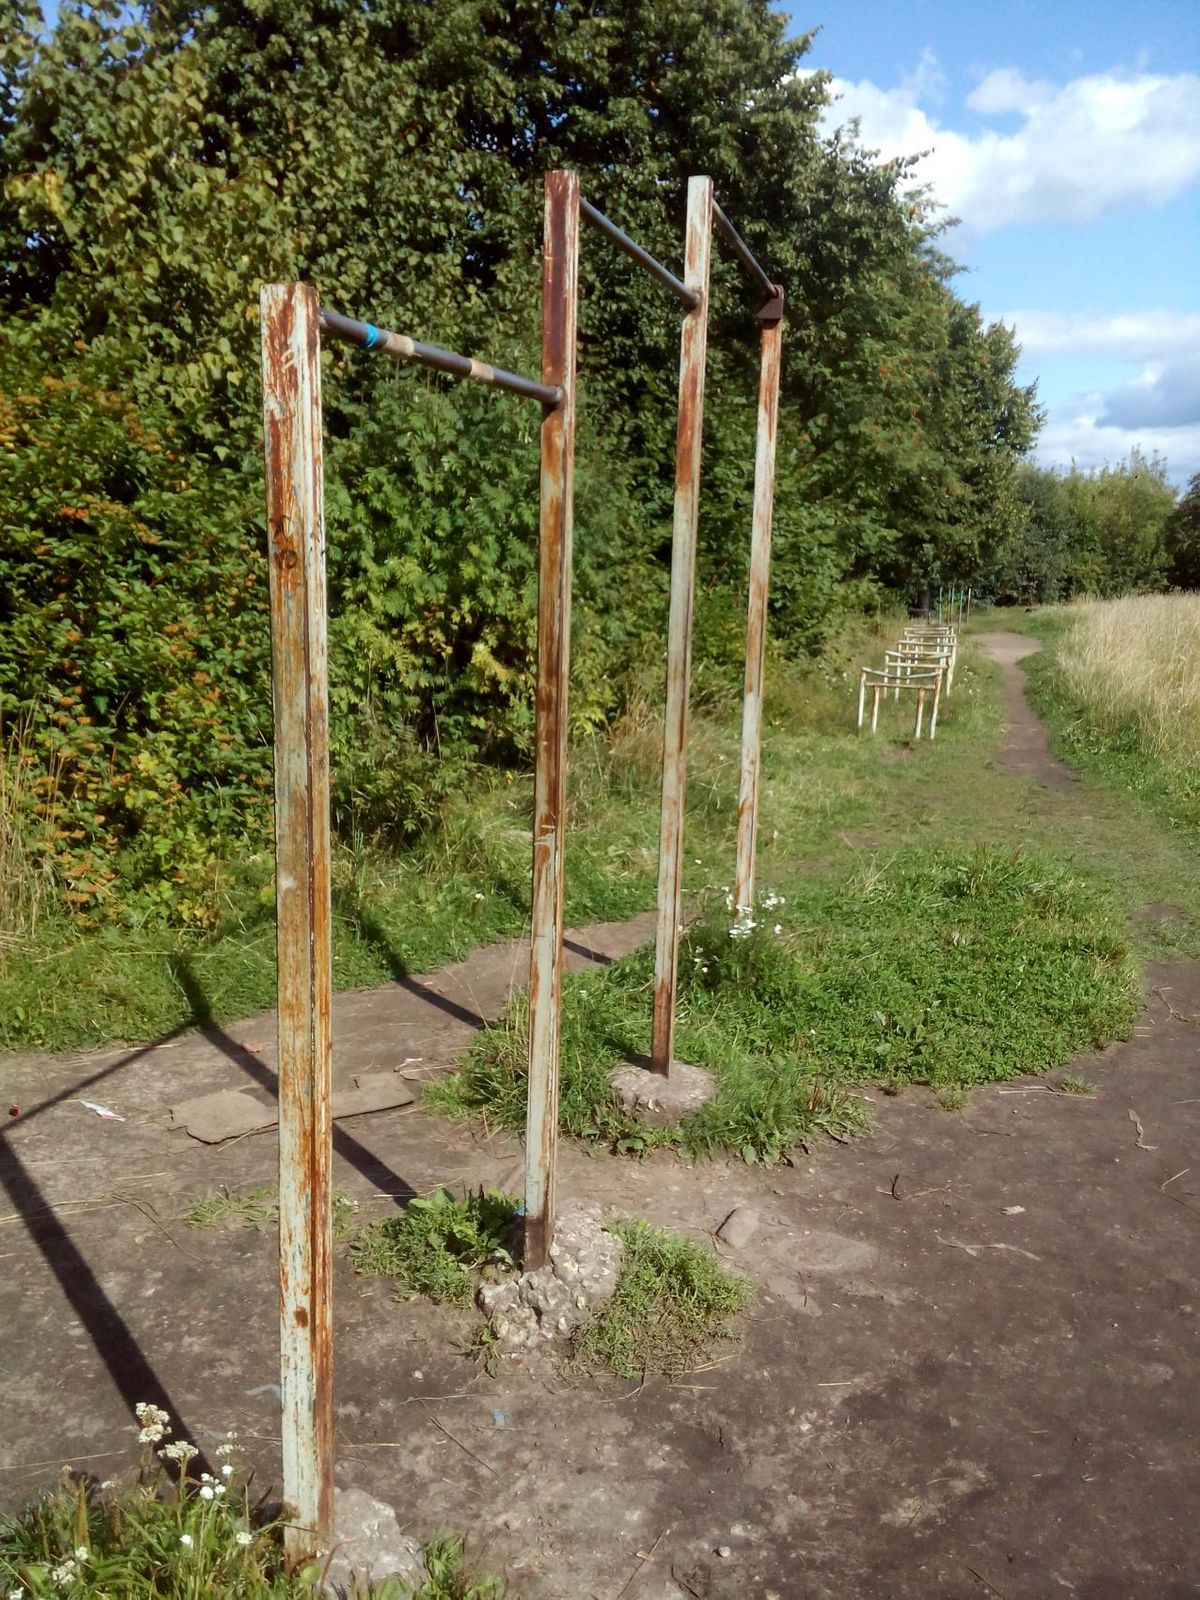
[431,846,1139,1160]
[569,1221,750,1379]
[349,1189,519,1305]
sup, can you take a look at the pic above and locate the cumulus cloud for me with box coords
[821,61,1200,232]
[1037,402,1200,484]
[1100,363,1200,431]
[990,310,1200,364]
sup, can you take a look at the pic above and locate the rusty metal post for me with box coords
[733,290,784,916]
[523,171,579,1269]
[260,282,334,1560]
[650,176,713,1075]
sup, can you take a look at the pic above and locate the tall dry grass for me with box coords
[0,720,60,945]
[1056,594,1200,776]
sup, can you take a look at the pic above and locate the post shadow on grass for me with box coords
[167,956,418,1207]
[333,895,491,1031]
[0,1136,214,1480]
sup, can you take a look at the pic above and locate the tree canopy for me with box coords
[1,0,1045,919]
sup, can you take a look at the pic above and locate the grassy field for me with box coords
[1017,594,1200,837]
[6,607,1200,1147]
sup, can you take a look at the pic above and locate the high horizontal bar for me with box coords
[318,308,561,407]
[712,202,778,306]
[579,196,700,311]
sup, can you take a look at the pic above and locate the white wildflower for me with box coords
[199,1485,214,1501]
[236,1530,253,1547]
[135,1401,170,1445]
[213,1483,227,1497]
[159,1441,197,1467]
[50,1559,76,1587]
[11,1586,25,1598]
[773,924,783,935]
[179,1534,193,1548]
[221,1464,233,1478]
[73,1546,89,1561]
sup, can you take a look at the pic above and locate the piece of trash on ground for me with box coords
[79,1100,126,1122]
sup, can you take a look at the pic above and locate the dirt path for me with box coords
[2,636,1197,1598]
[973,629,1079,792]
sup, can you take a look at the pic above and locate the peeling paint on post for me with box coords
[650,176,713,1076]
[260,283,334,1559]
[524,171,579,1269]
[733,289,784,916]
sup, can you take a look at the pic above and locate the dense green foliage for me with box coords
[988,451,1178,605]
[0,0,1042,924]
[1164,471,1200,590]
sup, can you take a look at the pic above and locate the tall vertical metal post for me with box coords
[650,176,713,1075]
[733,287,785,916]
[260,283,334,1559]
[524,171,579,1269]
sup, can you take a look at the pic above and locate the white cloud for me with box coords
[821,62,1200,232]
[1036,402,1200,484]
[990,309,1200,364]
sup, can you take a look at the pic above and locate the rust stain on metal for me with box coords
[734,289,784,915]
[650,176,713,1076]
[260,282,334,1561]
[524,171,579,1269]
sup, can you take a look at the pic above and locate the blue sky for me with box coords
[790,1,1200,485]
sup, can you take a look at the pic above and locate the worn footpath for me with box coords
[1,635,1197,1599]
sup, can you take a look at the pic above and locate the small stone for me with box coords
[716,1207,760,1250]
[715,1545,732,1559]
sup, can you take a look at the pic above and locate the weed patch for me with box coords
[570,1221,750,1379]
[349,1189,519,1305]
[0,1412,507,1599]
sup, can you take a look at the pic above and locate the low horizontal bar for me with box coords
[579,197,699,311]
[712,202,778,305]
[318,308,561,406]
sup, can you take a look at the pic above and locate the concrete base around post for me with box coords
[320,1486,425,1596]
[611,1059,717,1126]
[477,1200,623,1355]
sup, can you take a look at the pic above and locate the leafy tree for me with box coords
[1,0,1043,920]
[1164,471,1200,590]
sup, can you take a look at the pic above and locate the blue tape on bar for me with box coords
[362,322,381,351]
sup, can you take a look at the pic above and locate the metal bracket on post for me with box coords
[260,282,334,1561]
[733,285,784,916]
[650,176,713,1076]
[524,170,580,1269]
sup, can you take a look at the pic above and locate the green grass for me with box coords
[184,1185,280,1232]
[1057,1074,1097,1096]
[0,1465,504,1599]
[568,1221,750,1379]
[0,617,911,1052]
[430,846,1139,1161]
[348,1191,749,1380]
[349,1189,519,1305]
[184,1186,360,1241]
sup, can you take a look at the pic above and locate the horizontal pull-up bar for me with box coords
[318,307,562,407]
[579,196,700,312]
[712,202,780,315]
